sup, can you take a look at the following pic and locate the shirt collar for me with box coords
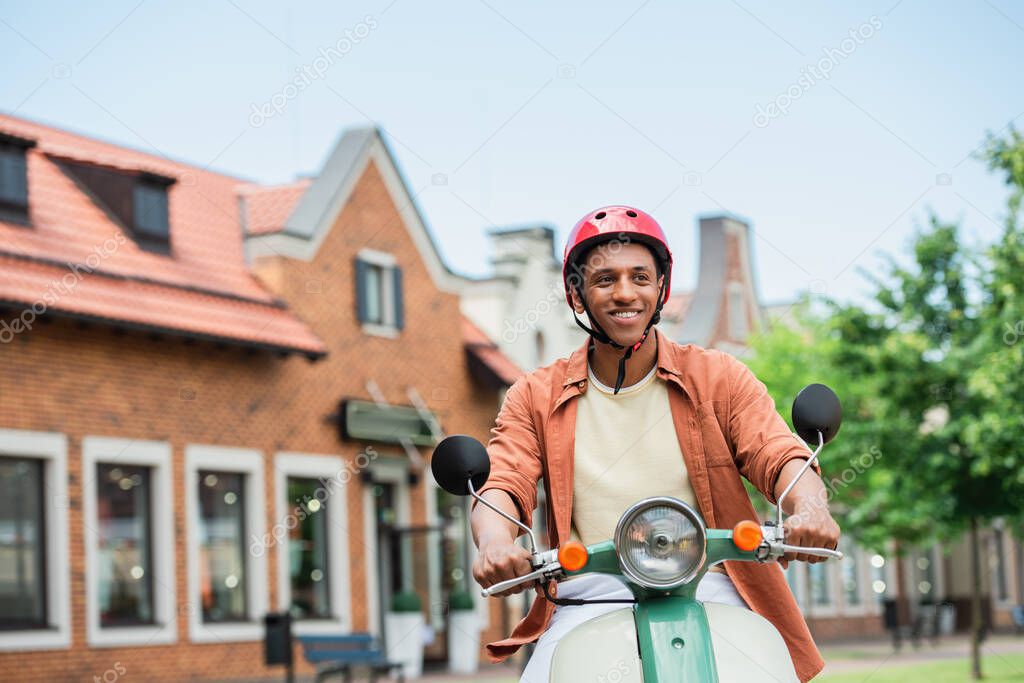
[561,327,682,388]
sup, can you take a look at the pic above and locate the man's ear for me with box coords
[569,285,586,315]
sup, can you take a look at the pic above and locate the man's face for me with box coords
[570,242,663,347]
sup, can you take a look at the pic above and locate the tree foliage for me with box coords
[747,128,1024,552]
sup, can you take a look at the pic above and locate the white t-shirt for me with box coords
[569,362,698,546]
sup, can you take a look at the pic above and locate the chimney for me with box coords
[677,215,763,348]
[488,226,556,280]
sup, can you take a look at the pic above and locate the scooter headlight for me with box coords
[613,497,707,590]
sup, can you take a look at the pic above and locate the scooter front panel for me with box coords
[549,607,643,683]
[704,602,799,682]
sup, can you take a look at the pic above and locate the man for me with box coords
[471,205,840,682]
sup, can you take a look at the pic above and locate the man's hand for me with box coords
[780,496,841,568]
[472,536,535,597]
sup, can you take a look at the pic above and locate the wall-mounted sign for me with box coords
[339,399,437,446]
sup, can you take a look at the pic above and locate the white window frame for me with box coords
[0,429,70,651]
[83,437,176,647]
[185,445,268,643]
[274,453,352,635]
[362,455,411,636]
[358,248,399,338]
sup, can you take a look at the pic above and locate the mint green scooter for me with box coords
[431,384,844,682]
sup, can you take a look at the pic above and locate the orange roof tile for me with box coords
[0,114,326,356]
[462,316,523,387]
[239,179,311,236]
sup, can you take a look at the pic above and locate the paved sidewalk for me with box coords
[419,665,520,682]
[819,633,1024,675]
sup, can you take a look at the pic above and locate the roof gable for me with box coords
[245,127,460,293]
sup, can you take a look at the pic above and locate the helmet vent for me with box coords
[594,211,607,220]
[625,210,638,218]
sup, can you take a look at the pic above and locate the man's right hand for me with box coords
[472,536,535,597]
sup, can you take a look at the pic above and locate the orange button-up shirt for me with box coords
[479,329,825,682]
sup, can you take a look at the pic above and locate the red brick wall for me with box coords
[0,159,508,681]
[807,614,885,641]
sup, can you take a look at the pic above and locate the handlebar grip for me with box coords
[480,565,553,597]
[774,542,844,560]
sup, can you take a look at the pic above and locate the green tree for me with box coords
[748,128,1024,679]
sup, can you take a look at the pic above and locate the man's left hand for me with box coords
[780,497,841,568]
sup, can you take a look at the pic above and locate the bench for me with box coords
[297,633,404,683]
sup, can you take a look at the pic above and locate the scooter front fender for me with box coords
[548,599,716,682]
[549,600,800,682]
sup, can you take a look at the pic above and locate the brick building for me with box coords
[0,114,522,681]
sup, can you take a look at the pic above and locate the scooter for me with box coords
[431,383,845,682]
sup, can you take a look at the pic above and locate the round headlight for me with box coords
[613,497,707,590]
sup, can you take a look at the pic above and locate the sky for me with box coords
[2,0,1022,305]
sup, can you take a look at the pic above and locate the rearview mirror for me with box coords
[431,435,490,496]
[791,384,842,445]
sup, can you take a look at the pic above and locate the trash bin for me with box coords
[264,612,293,666]
[939,602,956,635]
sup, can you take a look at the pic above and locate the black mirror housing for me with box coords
[792,383,842,445]
[431,435,491,496]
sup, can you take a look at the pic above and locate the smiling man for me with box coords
[470,205,840,682]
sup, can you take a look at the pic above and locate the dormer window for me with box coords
[132,176,171,243]
[55,159,174,253]
[0,133,34,220]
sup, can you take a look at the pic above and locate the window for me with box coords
[0,458,45,630]
[783,562,804,609]
[287,477,331,619]
[993,527,1009,603]
[185,445,267,643]
[355,250,404,334]
[274,453,351,635]
[0,430,69,652]
[0,136,32,215]
[198,471,246,622]
[96,464,154,626]
[132,178,170,243]
[808,562,830,606]
[841,545,862,607]
[363,262,384,324]
[83,437,175,647]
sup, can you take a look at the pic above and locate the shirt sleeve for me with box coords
[725,355,821,505]
[475,377,543,533]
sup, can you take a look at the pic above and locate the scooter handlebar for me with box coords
[758,540,844,562]
[480,562,560,598]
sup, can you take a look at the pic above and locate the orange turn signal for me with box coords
[733,520,764,552]
[558,541,589,572]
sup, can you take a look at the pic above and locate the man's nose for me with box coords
[611,275,637,302]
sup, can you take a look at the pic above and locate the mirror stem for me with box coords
[775,430,824,532]
[467,478,539,557]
